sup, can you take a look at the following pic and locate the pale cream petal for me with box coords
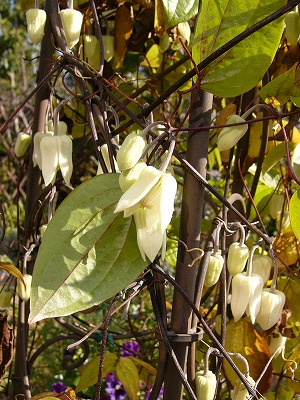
[159,173,177,233]
[40,136,59,186]
[231,273,251,322]
[134,207,164,262]
[58,135,73,185]
[245,274,264,324]
[33,131,53,169]
[114,166,161,213]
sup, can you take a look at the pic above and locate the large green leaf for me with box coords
[193,0,286,97]
[29,174,147,323]
[162,0,199,27]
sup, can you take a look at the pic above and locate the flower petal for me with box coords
[58,135,73,185]
[134,207,164,262]
[40,136,59,186]
[114,166,161,214]
[159,173,177,233]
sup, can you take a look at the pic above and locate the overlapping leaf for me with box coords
[193,0,286,97]
[29,174,147,323]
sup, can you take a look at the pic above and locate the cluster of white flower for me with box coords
[32,120,73,187]
[103,130,177,262]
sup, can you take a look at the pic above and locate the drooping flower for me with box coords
[26,8,47,45]
[195,370,217,400]
[204,251,224,287]
[231,273,264,323]
[14,132,32,158]
[217,115,248,152]
[32,131,54,169]
[115,166,177,262]
[40,134,73,186]
[255,288,285,330]
[227,242,249,276]
[116,132,146,171]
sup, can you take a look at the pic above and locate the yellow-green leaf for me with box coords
[0,262,25,286]
[260,63,297,107]
[116,357,140,400]
[76,352,118,393]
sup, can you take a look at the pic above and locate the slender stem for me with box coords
[247,245,259,276]
[53,97,71,135]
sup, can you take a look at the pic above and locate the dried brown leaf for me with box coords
[114,4,134,64]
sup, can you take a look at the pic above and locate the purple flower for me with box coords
[120,341,140,357]
[51,381,68,393]
[104,373,127,400]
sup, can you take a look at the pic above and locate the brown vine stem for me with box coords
[152,264,260,399]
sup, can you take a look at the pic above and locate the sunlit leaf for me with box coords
[277,276,300,324]
[260,63,297,107]
[128,356,157,376]
[273,232,300,269]
[290,189,300,242]
[141,44,163,70]
[162,0,199,28]
[29,174,148,323]
[262,142,294,175]
[76,352,118,393]
[116,357,140,400]
[0,262,25,286]
[193,0,286,97]
[224,319,271,393]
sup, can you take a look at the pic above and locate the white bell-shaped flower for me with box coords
[40,134,73,186]
[231,273,264,323]
[115,166,177,261]
[33,131,54,169]
[256,288,285,330]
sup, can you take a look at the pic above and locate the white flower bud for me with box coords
[60,8,83,49]
[26,9,46,45]
[217,115,248,151]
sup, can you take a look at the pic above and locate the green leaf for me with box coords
[128,356,157,376]
[116,357,140,400]
[193,0,286,97]
[262,142,294,175]
[290,189,300,242]
[29,174,148,323]
[260,63,297,107]
[76,352,118,393]
[162,0,199,27]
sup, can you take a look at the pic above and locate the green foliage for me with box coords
[290,189,300,242]
[75,353,118,393]
[29,174,147,323]
[260,63,300,107]
[116,357,140,400]
[193,0,286,96]
[162,0,199,27]
[262,142,294,174]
